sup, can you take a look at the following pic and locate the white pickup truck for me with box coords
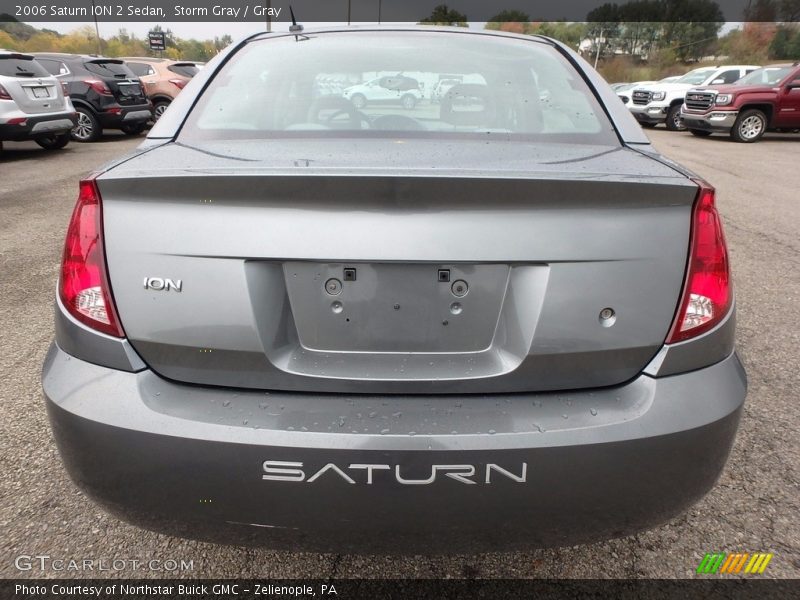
[628,65,760,130]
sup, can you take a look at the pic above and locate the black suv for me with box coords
[33,53,152,142]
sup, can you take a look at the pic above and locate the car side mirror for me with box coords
[711,79,725,85]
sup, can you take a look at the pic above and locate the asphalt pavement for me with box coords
[0,129,798,579]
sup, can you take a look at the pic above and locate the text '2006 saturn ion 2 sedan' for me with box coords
[42,27,746,553]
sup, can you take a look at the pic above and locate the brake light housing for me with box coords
[667,181,731,344]
[169,78,187,90]
[0,83,11,100]
[60,81,70,97]
[59,178,124,338]
[83,78,112,96]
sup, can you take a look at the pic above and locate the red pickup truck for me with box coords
[681,63,800,142]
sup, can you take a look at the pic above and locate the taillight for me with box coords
[59,178,124,338]
[666,181,731,344]
[83,78,112,96]
[60,81,70,97]
[169,78,187,90]
[0,83,11,100]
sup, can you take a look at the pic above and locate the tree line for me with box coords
[0,19,232,62]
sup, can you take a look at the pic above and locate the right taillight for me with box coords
[59,178,124,338]
[83,78,112,96]
[60,81,70,97]
[667,181,731,344]
[0,83,12,100]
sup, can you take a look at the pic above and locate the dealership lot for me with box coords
[0,130,798,578]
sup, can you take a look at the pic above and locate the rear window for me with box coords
[84,60,135,78]
[168,63,199,78]
[127,62,155,77]
[36,58,69,76]
[180,31,615,144]
[0,56,50,78]
[736,67,794,86]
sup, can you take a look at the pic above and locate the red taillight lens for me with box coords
[59,178,124,338]
[667,182,731,344]
[60,81,70,97]
[169,78,187,90]
[83,78,112,96]
[0,83,11,100]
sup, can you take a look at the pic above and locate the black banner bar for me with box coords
[1,0,799,23]
[3,579,798,600]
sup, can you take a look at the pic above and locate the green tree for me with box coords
[419,4,467,26]
[533,22,587,50]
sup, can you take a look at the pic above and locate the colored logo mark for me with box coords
[696,552,773,574]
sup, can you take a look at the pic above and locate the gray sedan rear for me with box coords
[42,27,745,553]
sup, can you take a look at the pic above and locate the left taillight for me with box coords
[59,178,124,338]
[666,181,731,344]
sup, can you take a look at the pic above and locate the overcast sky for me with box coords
[30,20,739,42]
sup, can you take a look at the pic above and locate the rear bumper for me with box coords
[97,105,152,128]
[681,110,738,132]
[42,344,746,553]
[0,111,77,141]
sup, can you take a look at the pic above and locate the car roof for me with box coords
[31,52,121,62]
[248,24,557,47]
[0,50,35,59]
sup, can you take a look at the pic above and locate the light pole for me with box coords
[91,0,102,55]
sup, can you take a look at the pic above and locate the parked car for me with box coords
[681,63,800,142]
[0,50,76,151]
[432,77,462,102]
[43,27,745,553]
[629,65,760,130]
[33,53,152,142]
[119,57,199,121]
[615,80,656,107]
[342,74,423,109]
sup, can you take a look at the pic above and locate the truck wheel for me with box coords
[731,109,767,143]
[689,129,712,137]
[665,105,686,131]
[401,94,417,110]
[350,94,366,109]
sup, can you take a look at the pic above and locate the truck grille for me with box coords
[684,91,715,111]
[632,90,651,105]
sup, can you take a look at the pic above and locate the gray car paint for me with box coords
[44,27,745,550]
[43,344,745,552]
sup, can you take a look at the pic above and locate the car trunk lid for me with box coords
[99,139,697,394]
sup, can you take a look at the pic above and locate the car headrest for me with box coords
[440,84,497,127]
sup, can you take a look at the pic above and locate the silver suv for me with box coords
[0,50,77,151]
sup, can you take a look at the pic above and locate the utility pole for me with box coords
[266,0,271,32]
[347,0,351,25]
[91,0,102,55]
[378,0,382,24]
[594,29,604,69]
